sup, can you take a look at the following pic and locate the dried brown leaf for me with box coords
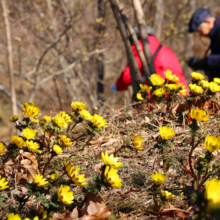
[81,208,111,220]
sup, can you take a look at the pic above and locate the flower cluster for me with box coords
[150,74,165,86]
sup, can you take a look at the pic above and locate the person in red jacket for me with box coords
[110,27,188,95]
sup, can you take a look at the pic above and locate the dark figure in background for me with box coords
[188,8,220,81]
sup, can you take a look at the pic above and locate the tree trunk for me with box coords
[132,0,154,77]
[121,12,151,86]
[184,0,196,83]
[96,0,106,102]
[109,0,142,96]
[2,0,18,116]
[153,0,164,40]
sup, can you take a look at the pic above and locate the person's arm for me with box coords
[207,55,220,68]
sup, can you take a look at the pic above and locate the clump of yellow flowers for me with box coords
[159,126,175,140]
[190,109,209,122]
[161,190,175,200]
[191,72,204,81]
[165,69,179,83]
[189,84,203,94]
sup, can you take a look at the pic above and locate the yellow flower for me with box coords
[53,115,67,129]
[199,80,210,89]
[209,82,220,93]
[104,166,122,188]
[189,84,203,94]
[51,173,59,181]
[59,111,73,124]
[31,119,39,123]
[37,150,43,154]
[60,135,73,147]
[36,207,48,220]
[0,143,5,154]
[53,145,63,155]
[153,88,165,97]
[11,136,26,148]
[205,178,220,210]
[133,134,144,150]
[178,85,188,96]
[191,72,204,81]
[214,78,220,84]
[0,175,9,190]
[204,136,220,153]
[33,217,39,220]
[43,116,51,122]
[159,126,175,140]
[101,152,123,169]
[151,173,166,185]
[22,128,37,140]
[161,190,175,200]
[137,93,144,100]
[22,102,40,118]
[7,213,22,220]
[80,109,92,121]
[165,84,181,91]
[71,101,87,111]
[150,74,165,86]
[58,185,74,205]
[140,84,152,92]
[65,161,87,186]
[34,174,48,187]
[165,70,179,83]
[190,109,209,122]
[10,115,19,122]
[91,114,107,129]
[26,140,40,152]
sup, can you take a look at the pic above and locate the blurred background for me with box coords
[0,0,219,140]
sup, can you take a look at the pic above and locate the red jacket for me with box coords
[116,36,188,94]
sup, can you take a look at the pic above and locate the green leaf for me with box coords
[50,187,57,197]
[0,194,8,204]
[36,195,49,208]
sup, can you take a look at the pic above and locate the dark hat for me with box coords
[188,8,211,33]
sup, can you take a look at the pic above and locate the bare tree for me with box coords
[153,0,164,39]
[132,0,154,79]
[1,0,18,116]
[109,0,143,96]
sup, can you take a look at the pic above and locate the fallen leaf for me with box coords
[81,208,111,220]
